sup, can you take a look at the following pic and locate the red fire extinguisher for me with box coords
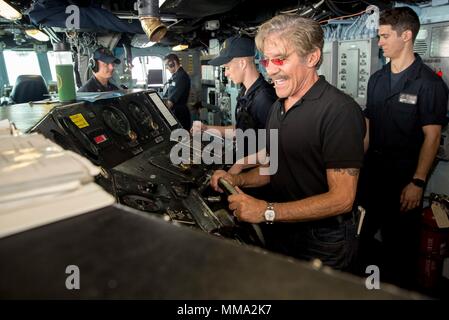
[417,206,449,290]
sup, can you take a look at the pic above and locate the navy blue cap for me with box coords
[94,47,120,64]
[208,36,255,66]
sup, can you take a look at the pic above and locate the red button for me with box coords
[437,69,443,78]
[94,134,108,144]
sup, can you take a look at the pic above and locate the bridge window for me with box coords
[47,51,74,81]
[132,56,170,88]
[4,50,41,85]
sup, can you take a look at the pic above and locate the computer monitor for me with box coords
[147,70,163,85]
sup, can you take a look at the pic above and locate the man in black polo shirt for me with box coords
[163,53,192,130]
[210,15,365,270]
[78,47,120,92]
[359,7,448,288]
[195,36,276,164]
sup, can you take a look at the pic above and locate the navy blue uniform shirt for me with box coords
[235,74,276,131]
[365,54,448,161]
[165,67,191,130]
[78,75,119,92]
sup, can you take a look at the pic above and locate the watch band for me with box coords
[411,178,426,188]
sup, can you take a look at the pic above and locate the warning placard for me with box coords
[69,114,89,129]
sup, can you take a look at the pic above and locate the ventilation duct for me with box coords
[137,0,167,43]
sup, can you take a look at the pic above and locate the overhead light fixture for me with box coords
[25,29,50,42]
[172,44,189,51]
[0,0,22,20]
[137,0,167,43]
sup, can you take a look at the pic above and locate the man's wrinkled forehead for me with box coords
[263,35,290,56]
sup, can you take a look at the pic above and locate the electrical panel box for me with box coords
[318,41,338,86]
[415,22,449,160]
[415,22,449,91]
[337,39,380,107]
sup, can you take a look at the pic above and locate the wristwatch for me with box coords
[264,203,276,224]
[411,178,426,188]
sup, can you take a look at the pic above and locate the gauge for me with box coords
[128,102,158,130]
[128,102,148,122]
[102,107,131,136]
[61,117,99,157]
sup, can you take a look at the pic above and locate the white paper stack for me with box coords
[0,133,115,238]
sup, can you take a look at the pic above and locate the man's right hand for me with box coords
[210,170,238,193]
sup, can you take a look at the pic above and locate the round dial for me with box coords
[128,102,158,130]
[102,107,131,136]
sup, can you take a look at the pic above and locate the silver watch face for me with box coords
[265,209,275,222]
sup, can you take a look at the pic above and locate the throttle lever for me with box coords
[218,178,265,246]
[218,178,237,195]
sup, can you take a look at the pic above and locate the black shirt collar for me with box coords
[93,75,112,90]
[381,53,423,81]
[241,74,266,97]
[302,75,327,101]
[172,66,185,79]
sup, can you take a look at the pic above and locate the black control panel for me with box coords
[29,90,261,244]
[30,91,174,168]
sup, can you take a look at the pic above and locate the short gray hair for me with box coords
[255,14,324,68]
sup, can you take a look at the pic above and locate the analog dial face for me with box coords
[102,107,131,136]
[129,102,158,130]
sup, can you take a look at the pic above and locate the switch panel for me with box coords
[337,39,380,107]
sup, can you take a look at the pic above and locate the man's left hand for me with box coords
[400,183,423,212]
[228,187,267,223]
